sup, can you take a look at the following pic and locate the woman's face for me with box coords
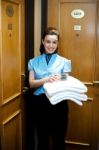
[42,34,58,54]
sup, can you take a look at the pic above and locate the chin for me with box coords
[49,51,55,53]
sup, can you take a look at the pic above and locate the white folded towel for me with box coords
[43,76,87,97]
[43,76,88,106]
[47,95,83,106]
[47,91,88,101]
[46,91,87,106]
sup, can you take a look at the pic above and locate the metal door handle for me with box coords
[83,81,99,86]
[23,86,29,93]
[93,81,99,86]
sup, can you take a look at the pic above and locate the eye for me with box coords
[45,40,51,44]
[47,40,51,43]
[45,40,58,44]
[53,41,57,44]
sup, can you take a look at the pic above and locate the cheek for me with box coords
[54,44,58,48]
[43,42,48,47]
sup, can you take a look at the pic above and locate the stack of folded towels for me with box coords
[43,76,88,106]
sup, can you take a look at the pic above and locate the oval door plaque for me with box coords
[6,5,14,17]
[71,9,85,19]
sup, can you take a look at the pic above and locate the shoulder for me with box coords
[57,54,71,62]
[28,54,43,63]
[28,55,43,70]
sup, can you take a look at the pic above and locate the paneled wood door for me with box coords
[47,1,99,150]
[0,0,25,149]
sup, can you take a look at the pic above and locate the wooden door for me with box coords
[47,0,99,150]
[0,0,25,149]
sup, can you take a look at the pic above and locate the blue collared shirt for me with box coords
[28,53,71,95]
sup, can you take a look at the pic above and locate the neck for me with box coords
[45,50,57,55]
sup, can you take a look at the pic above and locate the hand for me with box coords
[48,74,61,82]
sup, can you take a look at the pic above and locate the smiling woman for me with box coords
[27,27,71,150]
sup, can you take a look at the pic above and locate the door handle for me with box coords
[83,81,99,86]
[23,86,29,93]
[93,81,99,86]
[21,73,29,93]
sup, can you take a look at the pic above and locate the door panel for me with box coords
[2,1,21,103]
[47,1,99,150]
[0,0,25,149]
[59,3,96,82]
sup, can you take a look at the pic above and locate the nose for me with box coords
[50,42,53,47]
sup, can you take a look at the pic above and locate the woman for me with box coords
[28,27,71,150]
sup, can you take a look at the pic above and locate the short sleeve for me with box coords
[63,59,72,73]
[28,59,34,71]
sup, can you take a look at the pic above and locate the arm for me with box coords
[29,70,61,89]
[29,70,49,88]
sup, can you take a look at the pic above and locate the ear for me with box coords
[42,39,44,45]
